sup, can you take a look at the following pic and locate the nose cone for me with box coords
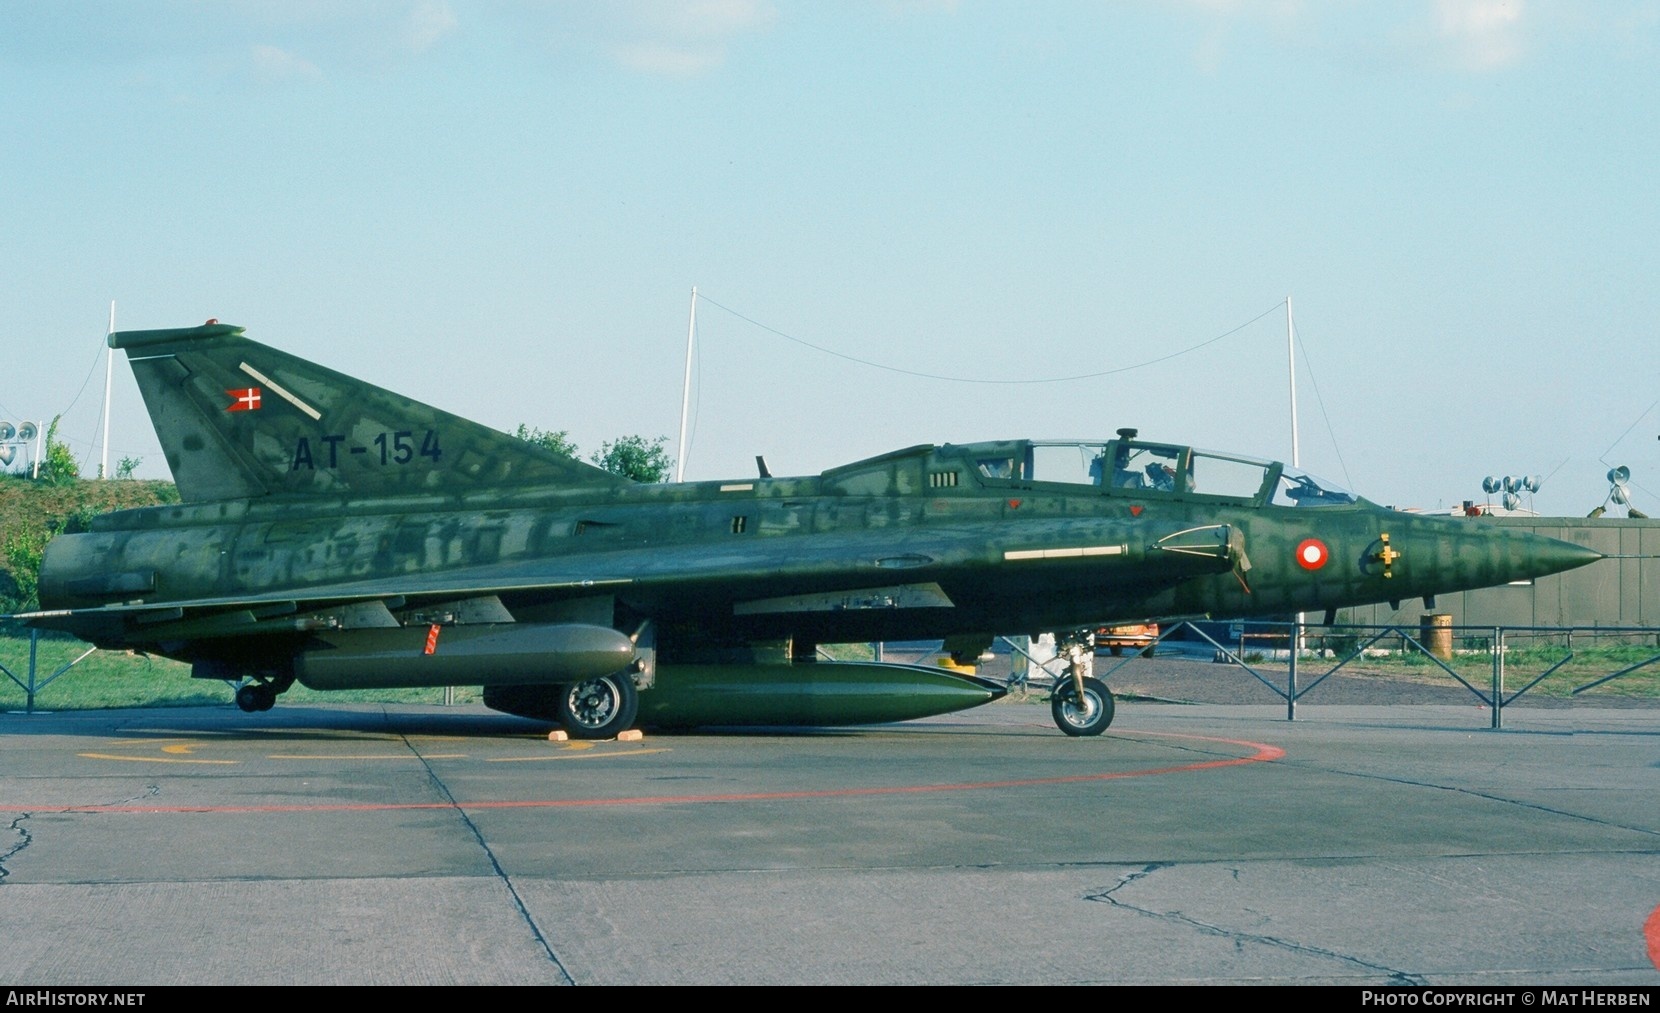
[1375,516,1604,600]
[1518,533,1603,580]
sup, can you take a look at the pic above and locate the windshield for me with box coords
[1104,443,1186,492]
[968,439,1356,506]
[1023,441,1274,501]
[1271,467,1357,507]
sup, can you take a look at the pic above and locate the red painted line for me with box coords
[1646,901,1660,971]
[0,731,1283,815]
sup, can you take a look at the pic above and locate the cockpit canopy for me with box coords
[954,438,1356,508]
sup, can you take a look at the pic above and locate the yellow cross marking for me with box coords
[1375,533,1401,576]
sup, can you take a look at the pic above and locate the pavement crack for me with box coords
[44,784,161,815]
[396,730,576,986]
[1085,863,1427,985]
[118,784,162,807]
[1310,763,1660,839]
[0,813,30,884]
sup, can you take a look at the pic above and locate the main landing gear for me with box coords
[556,672,639,740]
[233,676,291,713]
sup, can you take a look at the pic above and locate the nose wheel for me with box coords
[1051,675,1114,736]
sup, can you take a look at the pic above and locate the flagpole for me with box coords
[1287,294,1305,702]
[101,301,114,479]
[1286,294,1299,469]
[675,286,697,483]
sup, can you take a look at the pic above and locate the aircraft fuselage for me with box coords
[39,443,1593,657]
[18,323,1602,736]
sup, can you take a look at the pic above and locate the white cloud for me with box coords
[1166,0,1316,74]
[613,41,726,77]
[644,0,778,39]
[250,44,322,84]
[403,1,458,55]
[1433,0,1526,71]
[1178,0,1305,15]
[602,0,778,77]
[1166,0,1540,75]
[875,0,961,13]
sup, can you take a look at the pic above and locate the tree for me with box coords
[1,527,45,613]
[514,425,675,484]
[591,435,674,484]
[36,417,79,486]
[513,424,579,459]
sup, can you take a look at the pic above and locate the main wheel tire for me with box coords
[234,683,276,713]
[557,673,639,740]
[1051,676,1115,737]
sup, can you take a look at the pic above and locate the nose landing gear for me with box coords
[1051,675,1114,736]
[1049,630,1115,736]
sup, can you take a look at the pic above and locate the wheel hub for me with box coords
[567,680,620,727]
[1061,694,1097,724]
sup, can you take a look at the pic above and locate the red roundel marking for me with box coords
[1295,538,1330,570]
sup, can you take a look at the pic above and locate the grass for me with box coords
[0,631,484,712]
[0,635,211,710]
[6,629,1658,712]
[1301,641,1660,699]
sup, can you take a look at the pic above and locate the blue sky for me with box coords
[2,1,1656,516]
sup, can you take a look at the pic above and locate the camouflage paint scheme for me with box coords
[18,324,1600,737]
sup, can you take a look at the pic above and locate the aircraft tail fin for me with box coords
[112,323,627,503]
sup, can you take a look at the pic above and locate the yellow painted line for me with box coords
[122,728,444,742]
[78,753,237,765]
[82,739,662,765]
[487,748,673,762]
[268,753,467,760]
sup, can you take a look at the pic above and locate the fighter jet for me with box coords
[16,323,1600,737]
